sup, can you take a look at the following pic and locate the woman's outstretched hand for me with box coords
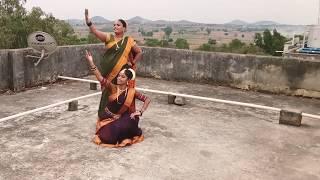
[85,50,94,64]
[85,9,90,24]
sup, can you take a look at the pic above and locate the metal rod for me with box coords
[0,92,101,123]
[58,76,98,83]
[57,76,320,120]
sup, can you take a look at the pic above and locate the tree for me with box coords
[198,43,213,51]
[0,0,27,48]
[197,38,265,55]
[263,29,273,54]
[271,29,286,55]
[162,26,172,40]
[229,39,245,50]
[254,29,286,56]
[208,39,217,45]
[175,38,189,49]
[198,39,217,51]
[88,33,100,44]
[160,40,169,47]
[254,33,263,48]
[206,28,211,35]
[144,38,161,47]
[0,0,81,49]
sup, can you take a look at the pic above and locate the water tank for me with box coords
[308,25,320,48]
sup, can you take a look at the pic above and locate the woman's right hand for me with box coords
[85,50,94,64]
[85,9,90,24]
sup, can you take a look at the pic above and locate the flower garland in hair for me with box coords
[120,68,136,80]
[128,68,135,80]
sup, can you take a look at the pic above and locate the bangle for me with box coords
[90,66,97,71]
[87,21,92,27]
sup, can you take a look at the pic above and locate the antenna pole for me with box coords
[318,0,320,25]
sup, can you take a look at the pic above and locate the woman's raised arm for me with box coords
[85,9,109,42]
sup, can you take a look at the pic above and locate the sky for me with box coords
[24,0,320,25]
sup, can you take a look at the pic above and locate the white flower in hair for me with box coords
[128,68,136,80]
[120,68,136,80]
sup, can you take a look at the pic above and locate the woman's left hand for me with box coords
[85,50,94,64]
[130,111,141,119]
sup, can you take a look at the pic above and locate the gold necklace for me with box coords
[116,86,127,104]
[115,36,125,50]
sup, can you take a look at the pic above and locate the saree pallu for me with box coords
[98,35,136,119]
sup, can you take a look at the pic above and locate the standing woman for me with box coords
[85,9,143,119]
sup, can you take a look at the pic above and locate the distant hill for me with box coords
[174,20,197,24]
[127,16,151,24]
[151,20,169,24]
[66,16,110,26]
[225,19,249,25]
[252,21,280,26]
[66,16,286,27]
[225,19,280,26]
[91,16,111,24]
[149,19,197,25]
[65,19,84,26]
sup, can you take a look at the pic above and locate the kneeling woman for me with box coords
[85,50,151,148]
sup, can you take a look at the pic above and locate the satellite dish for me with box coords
[26,31,57,66]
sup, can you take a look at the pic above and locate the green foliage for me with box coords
[198,38,265,55]
[144,39,160,47]
[142,31,153,37]
[254,29,286,56]
[254,33,263,48]
[0,0,27,48]
[163,26,172,39]
[87,33,100,44]
[160,40,169,47]
[198,39,217,51]
[198,43,214,51]
[229,39,245,50]
[144,38,169,48]
[208,39,217,45]
[0,0,81,49]
[138,27,153,36]
[175,38,189,49]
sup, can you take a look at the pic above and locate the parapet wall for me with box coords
[1,44,320,98]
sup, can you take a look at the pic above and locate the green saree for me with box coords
[98,34,136,119]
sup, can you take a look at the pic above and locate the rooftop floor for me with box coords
[0,77,320,180]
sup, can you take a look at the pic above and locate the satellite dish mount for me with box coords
[26,31,57,66]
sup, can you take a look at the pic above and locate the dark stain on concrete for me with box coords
[200,150,213,158]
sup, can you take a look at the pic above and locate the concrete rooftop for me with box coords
[0,77,320,180]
